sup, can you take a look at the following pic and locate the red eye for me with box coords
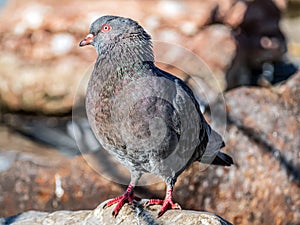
[101,24,111,32]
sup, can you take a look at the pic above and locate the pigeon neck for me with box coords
[96,37,154,70]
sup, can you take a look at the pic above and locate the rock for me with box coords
[226,71,300,180]
[0,200,232,225]
[50,33,75,56]
[187,24,236,90]
[278,70,300,120]
[221,1,247,28]
[214,71,300,224]
[0,0,96,114]
[175,125,300,225]
[282,15,300,63]
[157,0,187,18]
[0,143,124,217]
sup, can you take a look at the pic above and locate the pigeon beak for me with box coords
[79,33,94,47]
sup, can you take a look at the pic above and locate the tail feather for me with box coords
[211,152,233,166]
[200,127,233,166]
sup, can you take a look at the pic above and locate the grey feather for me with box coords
[84,15,233,187]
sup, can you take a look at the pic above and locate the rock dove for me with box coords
[79,15,233,217]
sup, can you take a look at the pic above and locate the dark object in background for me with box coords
[80,15,233,217]
[226,0,298,90]
[2,113,100,156]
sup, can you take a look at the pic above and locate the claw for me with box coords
[145,187,181,217]
[112,198,127,217]
[158,199,181,217]
[145,198,181,217]
[104,196,123,209]
[144,199,164,207]
[106,193,141,217]
[103,183,141,217]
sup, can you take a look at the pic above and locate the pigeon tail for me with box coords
[211,152,233,166]
[200,128,233,166]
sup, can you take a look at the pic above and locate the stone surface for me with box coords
[282,15,300,64]
[0,145,123,217]
[226,71,300,181]
[218,71,300,224]
[0,200,232,225]
[176,127,300,225]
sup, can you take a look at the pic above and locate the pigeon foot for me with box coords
[103,184,141,217]
[145,198,181,217]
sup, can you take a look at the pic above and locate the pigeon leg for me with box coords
[145,185,181,217]
[103,174,141,217]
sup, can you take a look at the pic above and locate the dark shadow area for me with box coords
[226,0,298,90]
[0,213,20,225]
[134,203,162,225]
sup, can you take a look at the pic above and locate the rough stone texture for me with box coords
[0,145,123,217]
[216,71,300,224]
[0,201,232,225]
[226,71,300,181]
[176,127,300,225]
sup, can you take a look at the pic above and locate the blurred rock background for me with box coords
[0,0,299,225]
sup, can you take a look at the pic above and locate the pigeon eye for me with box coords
[101,24,111,33]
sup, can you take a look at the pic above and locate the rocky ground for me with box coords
[0,0,300,225]
[0,200,232,225]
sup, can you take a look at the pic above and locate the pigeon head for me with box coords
[80,15,154,62]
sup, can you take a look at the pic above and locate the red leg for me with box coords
[103,183,141,217]
[145,187,181,217]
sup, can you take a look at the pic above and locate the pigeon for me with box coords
[79,15,233,217]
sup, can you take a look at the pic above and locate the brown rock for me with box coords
[0,147,123,217]
[222,1,247,27]
[0,201,232,225]
[207,71,299,224]
[175,124,300,225]
[187,24,236,90]
[277,70,300,120]
[226,71,300,176]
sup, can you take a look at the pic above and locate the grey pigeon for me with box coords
[79,15,233,217]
